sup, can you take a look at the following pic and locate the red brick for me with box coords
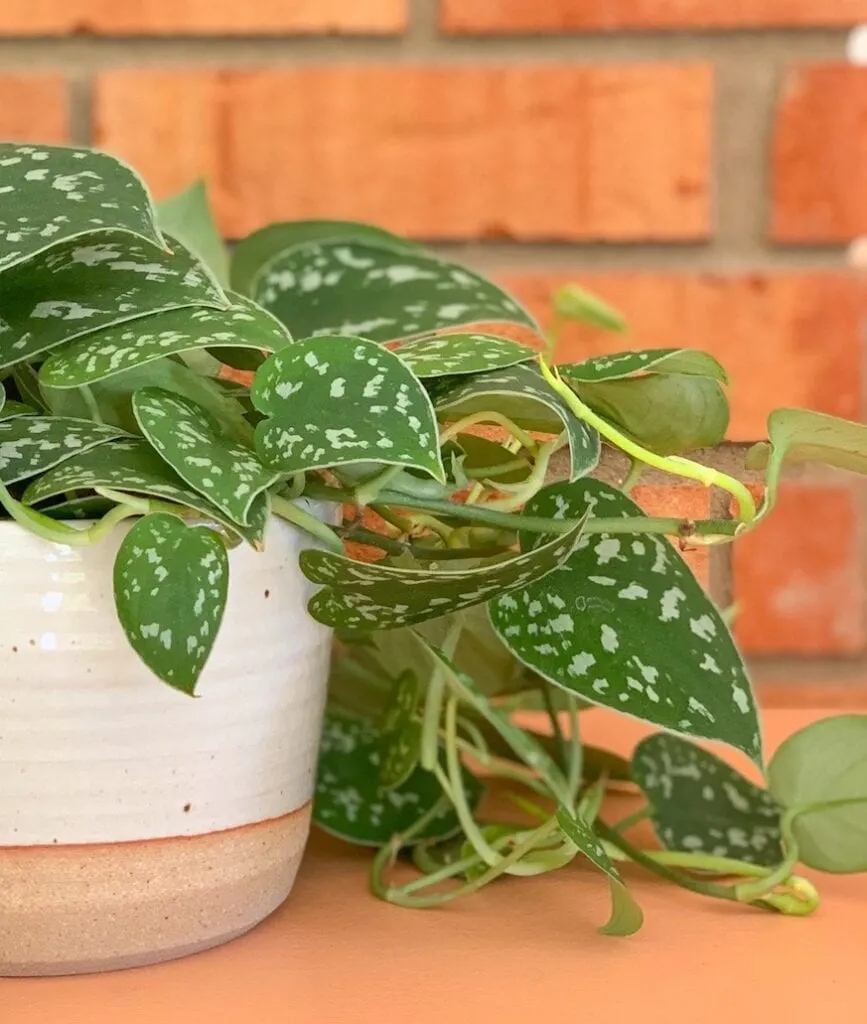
[504,272,864,442]
[0,74,68,143]
[0,0,405,34]
[442,0,867,32]
[772,65,867,242]
[94,65,712,241]
[733,484,864,655]
[632,485,710,585]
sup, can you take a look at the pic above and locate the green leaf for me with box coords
[12,364,47,413]
[453,433,531,485]
[556,808,644,936]
[552,285,628,333]
[433,364,600,482]
[767,714,867,873]
[0,400,37,420]
[575,374,729,456]
[0,143,163,273]
[0,233,227,372]
[39,495,114,520]
[252,335,445,481]
[378,669,423,790]
[301,513,586,631]
[39,293,287,389]
[252,239,538,342]
[313,708,481,847]
[489,480,762,764]
[133,387,278,526]
[632,733,783,866]
[157,179,229,288]
[562,348,727,384]
[0,416,129,484]
[22,438,268,548]
[113,513,229,694]
[395,333,534,379]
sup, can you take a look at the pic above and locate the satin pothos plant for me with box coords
[1,143,865,935]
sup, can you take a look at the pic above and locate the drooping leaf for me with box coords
[113,513,229,694]
[395,333,534,379]
[562,348,727,384]
[301,512,586,631]
[251,239,538,342]
[0,416,129,484]
[556,807,644,936]
[0,233,227,372]
[133,388,278,526]
[632,733,783,866]
[489,480,762,764]
[252,335,445,482]
[0,142,163,273]
[767,714,867,873]
[157,179,230,287]
[313,708,482,847]
[552,284,628,334]
[433,364,600,482]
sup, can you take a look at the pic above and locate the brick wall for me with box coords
[1,0,865,701]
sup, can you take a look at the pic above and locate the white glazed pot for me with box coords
[0,517,332,976]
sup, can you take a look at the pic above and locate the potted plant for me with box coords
[1,143,865,975]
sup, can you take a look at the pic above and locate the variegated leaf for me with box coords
[395,333,534,378]
[252,335,445,481]
[22,438,268,548]
[433,363,600,482]
[133,387,278,526]
[0,143,163,273]
[562,349,727,383]
[0,416,128,484]
[251,239,538,342]
[300,514,586,631]
[489,480,762,764]
[113,513,229,694]
[0,233,227,372]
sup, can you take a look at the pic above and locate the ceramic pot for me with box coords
[0,517,332,976]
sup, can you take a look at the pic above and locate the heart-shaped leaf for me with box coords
[433,364,600,482]
[767,714,867,873]
[0,415,129,484]
[252,239,538,342]
[562,348,727,384]
[157,179,230,287]
[489,480,762,764]
[632,733,783,866]
[113,513,229,694]
[314,708,482,847]
[0,143,163,273]
[395,333,534,378]
[133,387,278,526]
[301,513,586,631]
[252,335,445,481]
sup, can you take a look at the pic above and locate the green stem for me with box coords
[565,696,583,804]
[78,385,104,424]
[439,411,538,453]
[481,435,559,512]
[354,465,407,507]
[620,459,644,495]
[420,617,462,771]
[541,685,569,774]
[271,494,343,553]
[0,480,142,547]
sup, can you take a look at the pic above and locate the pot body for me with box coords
[0,518,332,975]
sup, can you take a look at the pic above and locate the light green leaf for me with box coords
[396,333,534,379]
[0,143,163,273]
[553,285,627,333]
[301,512,586,631]
[0,233,227,372]
[113,513,228,694]
[133,387,278,526]
[433,364,600,482]
[0,416,128,484]
[632,733,783,866]
[767,714,867,873]
[252,335,444,482]
[252,239,538,342]
[562,348,727,384]
[157,180,230,287]
[489,480,762,764]
[556,808,644,936]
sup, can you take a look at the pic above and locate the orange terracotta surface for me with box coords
[3,706,865,1022]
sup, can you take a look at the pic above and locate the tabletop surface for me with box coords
[4,707,866,1024]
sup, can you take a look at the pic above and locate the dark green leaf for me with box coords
[12,364,47,413]
[454,433,531,485]
[562,348,727,384]
[157,180,229,287]
[552,285,627,333]
[0,416,128,484]
[39,495,114,520]
[396,333,534,378]
[0,400,37,420]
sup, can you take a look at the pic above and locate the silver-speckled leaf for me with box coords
[40,293,288,389]
[300,514,586,631]
[632,733,783,866]
[395,333,535,379]
[0,143,163,273]
[113,513,229,694]
[378,670,421,790]
[22,438,268,548]
[0,416,128,484]
[0,233,227,372]
[489,480,762,764]
[133,387,278,526]
[562,349,727,384]
[433,364,600,482]
[252,335,444,482]
[252,240,538,342]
